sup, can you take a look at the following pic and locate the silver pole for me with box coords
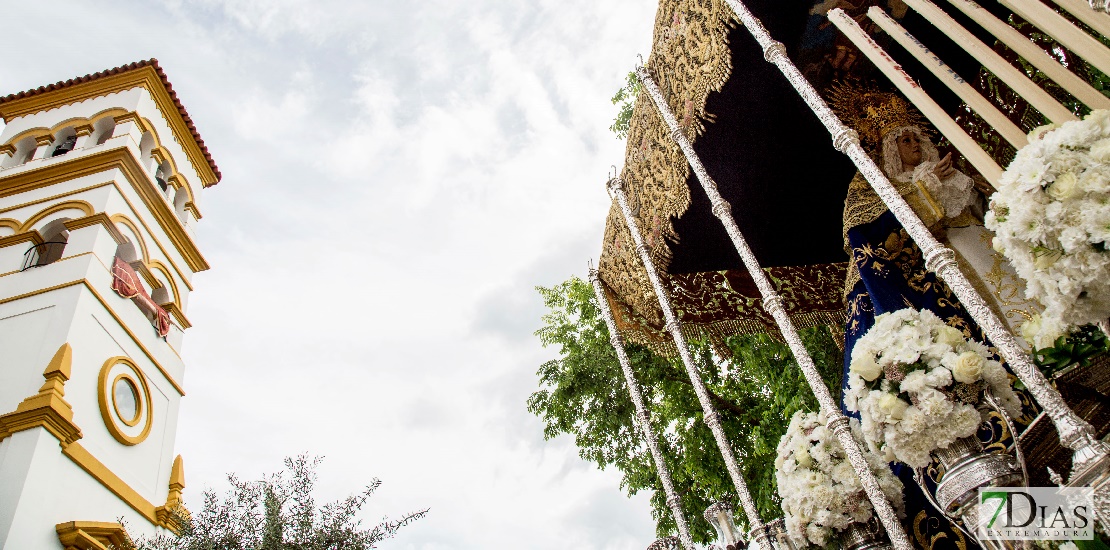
[720,0,1109,485]
[589,267,696,550]
[607,176,773,549]
[635,65,912,550]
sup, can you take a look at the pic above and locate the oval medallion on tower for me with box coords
[98,357,152,445]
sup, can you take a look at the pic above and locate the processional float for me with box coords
[588,0,1110,548]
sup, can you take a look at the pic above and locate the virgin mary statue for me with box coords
[833,83,1040,364]
[830,83,1040,548]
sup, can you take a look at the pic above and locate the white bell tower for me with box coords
[0,59,220,548]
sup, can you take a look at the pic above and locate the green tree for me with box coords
[125,456,427,550]
[609,71,642,140]
[528,276,842,543]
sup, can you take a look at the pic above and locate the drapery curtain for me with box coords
[110,256,171,338]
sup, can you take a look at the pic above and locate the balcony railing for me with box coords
[21,241,67,271]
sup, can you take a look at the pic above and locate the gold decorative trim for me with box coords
[0,181,110,215]
[602,264,849,358]
[130,260,162,294]
[0,250,91,280]
[64,213,128,244]
[0,144,15,156]
[62,441,159,523]
[0,344,82,446]
[0,64,219,186]
[74,124,94,137]
[0,278,186,395]
[16,200,96,232]
[183,201,201,220]
[155,455,187,534]
[147,261,178,299]
[97,356,153,446]
[4,128,49,148]
[34,134,53,146]
[0,229,43,249]
[109,214,152,264]
[161,300,192,329]
[101,190,196,290]
[137,123,196,206]
[56,521,132,550]
[48,213,192,325]
[45,117,98,136]
[0,146,210,272]
[113,112,142,126]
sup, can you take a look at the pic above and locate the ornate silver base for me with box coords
[934,436,1024,517]
[930,436,1027,550]
[838,519,893,550]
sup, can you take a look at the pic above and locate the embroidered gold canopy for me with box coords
[596,0,1021,354]
[597,0,862,354]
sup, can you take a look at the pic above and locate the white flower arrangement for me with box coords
[985,109,1110,348]
[775,410,904,548]
[844,308,1022,469]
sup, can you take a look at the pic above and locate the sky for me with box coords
[0,1,663,548]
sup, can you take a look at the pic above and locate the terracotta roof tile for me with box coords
[0,59,222,184]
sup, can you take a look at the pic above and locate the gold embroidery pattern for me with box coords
[846,227,971,337]
[602,265,848,358]
[598,0,735,327]
[913,510,968,550]
[842,171,952,299]
[843,170,914,245]
[981,231,1042,329]
[948,243,1018,342]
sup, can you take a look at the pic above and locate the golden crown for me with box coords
[827,79,928,149]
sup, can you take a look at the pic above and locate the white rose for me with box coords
[952,351,984,384]
[1034,250,1060,270]
[850,354,883,382]
[1048,171,1080,200]
[877,393,908,420]
[796,449,813,469]
[936,325,966,348]
[1020,315,1043,346]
